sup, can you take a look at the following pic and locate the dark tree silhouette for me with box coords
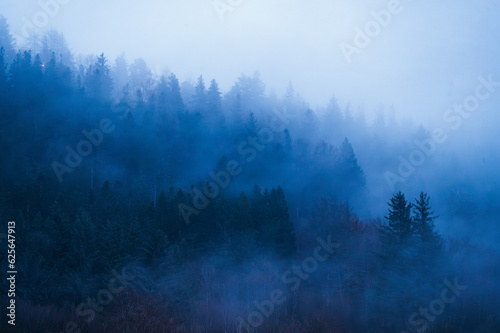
[413,192,441,249]
[382,191,413,243]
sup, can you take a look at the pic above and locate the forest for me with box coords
[0,14,499,333]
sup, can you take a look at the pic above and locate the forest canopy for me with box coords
[0,15,499,333]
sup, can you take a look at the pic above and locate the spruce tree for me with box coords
[207,79,222,114]
[84,53,113,103]
[372,192,421,329]
[193,75,207,113]
[413,192,441,248]
[0,16,16,64]
[383,191,413,243]
[168,73,185,114]
[340,137,366,188]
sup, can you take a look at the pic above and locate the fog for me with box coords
[0,0,499,332]
[2,0,500,120]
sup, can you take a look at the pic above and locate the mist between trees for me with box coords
[0,16,499,332]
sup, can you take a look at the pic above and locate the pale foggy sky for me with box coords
[1,0,500,125]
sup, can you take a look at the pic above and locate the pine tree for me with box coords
[129,57,152,92]
[413,192,441,247]
[0,16,16,64]
[383,191,413,243]
[324,95,342,130]
[302,108,318,134]
[168,73,185,115]
[111,53,129,97]
[39,52,72,111]
[340,137,366,189]
[193,75,207,113]
[84,53,113,103]
[371,192,423,330]
[235,71,265,112]
[207,79,222,115]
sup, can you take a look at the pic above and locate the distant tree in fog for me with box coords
[0,16,15,64]
[84,53,113,103]
[41,29,73,68]
[207,79,222,116]
[192,75,207,114]
[111,53,129,97]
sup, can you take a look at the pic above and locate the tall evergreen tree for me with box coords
[207,79,222,115]
[44,52,73,95]
[413,192,441,246]
[340,137,366,189]
[235,71,266,112]
[192,75,207,114]
[111,53,129,97]
[0,16,16,64]
[325,95,342,124]
[84,53,113,103]
[371,192,425,330]
[168,73,185,114]
[129,57,152,92]
[382,191,413,243]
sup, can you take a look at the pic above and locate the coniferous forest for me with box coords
[0,6,500,333]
